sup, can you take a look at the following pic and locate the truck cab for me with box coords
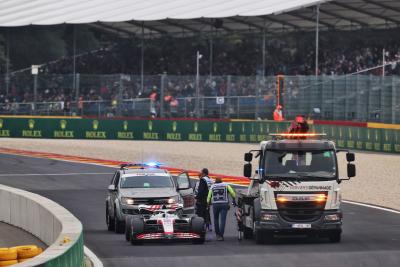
[238,134,356,244]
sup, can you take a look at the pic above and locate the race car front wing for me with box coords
[136,232,201,240]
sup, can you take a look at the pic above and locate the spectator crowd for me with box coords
[0,28,399,116]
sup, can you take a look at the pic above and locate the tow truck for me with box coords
[238,133,356,243]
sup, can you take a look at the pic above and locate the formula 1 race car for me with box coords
[124,204,205,245]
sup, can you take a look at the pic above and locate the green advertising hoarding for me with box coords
[0,117,398,153]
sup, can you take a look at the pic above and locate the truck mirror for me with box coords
[347,163,356,178]
[244,163,252,178]
[346,152,355,162]
[244,153,253,162]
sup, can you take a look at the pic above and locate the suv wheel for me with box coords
[106,205,115,231]
[114,207,125,234]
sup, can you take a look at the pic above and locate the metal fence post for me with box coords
[255,75,260,120]
[117,74,123,116]
[393,76,397,124]
[237,97,240,119]
[226,75,231,118]
[75,73,80,101]
[160,74,166,118]
[33,74,38,115]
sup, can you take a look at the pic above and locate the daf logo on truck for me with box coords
[237,132,356,244]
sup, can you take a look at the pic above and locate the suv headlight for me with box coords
[168,196,180,204]
[121,197,134,205]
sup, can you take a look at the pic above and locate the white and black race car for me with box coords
[125,204,205,244]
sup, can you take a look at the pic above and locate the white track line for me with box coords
[343,200,400,214]
[84,246,103,267]
[0,172,112,176]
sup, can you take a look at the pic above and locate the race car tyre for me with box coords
[191,216,205,244]
[130,217,144,245]
[190,216,205,233]
[243,227,253,239]
[329,231,341,243]
[0,260,18,266]
[106,205,115,231]
[0,248,17,261]
[114,218,125,234]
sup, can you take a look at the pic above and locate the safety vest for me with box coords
[203,176,213,189]
[273,109,284,121]
[210,183,229,204]
[194,176,213,197]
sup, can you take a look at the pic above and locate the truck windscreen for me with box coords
[264,150,337,179]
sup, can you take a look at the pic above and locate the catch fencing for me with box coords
[0,74,399,123]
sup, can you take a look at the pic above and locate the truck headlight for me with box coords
[260,212,277,221]
[168,196,179,204]
[121,197,134,205]
[324,214,341,221]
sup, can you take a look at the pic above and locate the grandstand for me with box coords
[0,0,399,123]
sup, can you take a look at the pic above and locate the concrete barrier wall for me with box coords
[0,184,84,267]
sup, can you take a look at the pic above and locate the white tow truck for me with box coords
[238,133,356,244]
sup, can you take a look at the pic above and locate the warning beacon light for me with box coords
[145,161,162,167]
[269,133,327,139]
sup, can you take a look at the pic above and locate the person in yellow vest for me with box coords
[207,177,236,241]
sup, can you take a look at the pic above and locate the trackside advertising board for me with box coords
[0,117,399,153]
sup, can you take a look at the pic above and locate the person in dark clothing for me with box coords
[288,115,309,133]
[195,168,210,220]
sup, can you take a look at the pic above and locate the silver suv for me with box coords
[106,163,195,233]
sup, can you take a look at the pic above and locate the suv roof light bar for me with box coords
[120,162,162,170]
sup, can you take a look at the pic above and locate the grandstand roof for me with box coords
[0,0,399,37]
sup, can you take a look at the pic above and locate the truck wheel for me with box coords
[131,217,144,245]
[243,227,253,239]
[191,216,205,244]
[106,205,115,231]
[263,231,274,244]
[329,231,341,243]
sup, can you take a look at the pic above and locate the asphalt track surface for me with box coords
[0,153,399,267]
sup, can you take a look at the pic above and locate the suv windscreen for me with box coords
[264,150,337,179]
[120,175,174,188]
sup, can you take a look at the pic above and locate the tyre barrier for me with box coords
[0,260,18,266]
[0,184,84,267]
[0,246,43,266]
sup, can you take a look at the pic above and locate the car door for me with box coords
[176,172,195,213]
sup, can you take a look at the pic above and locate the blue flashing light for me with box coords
[144,161,162,167]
